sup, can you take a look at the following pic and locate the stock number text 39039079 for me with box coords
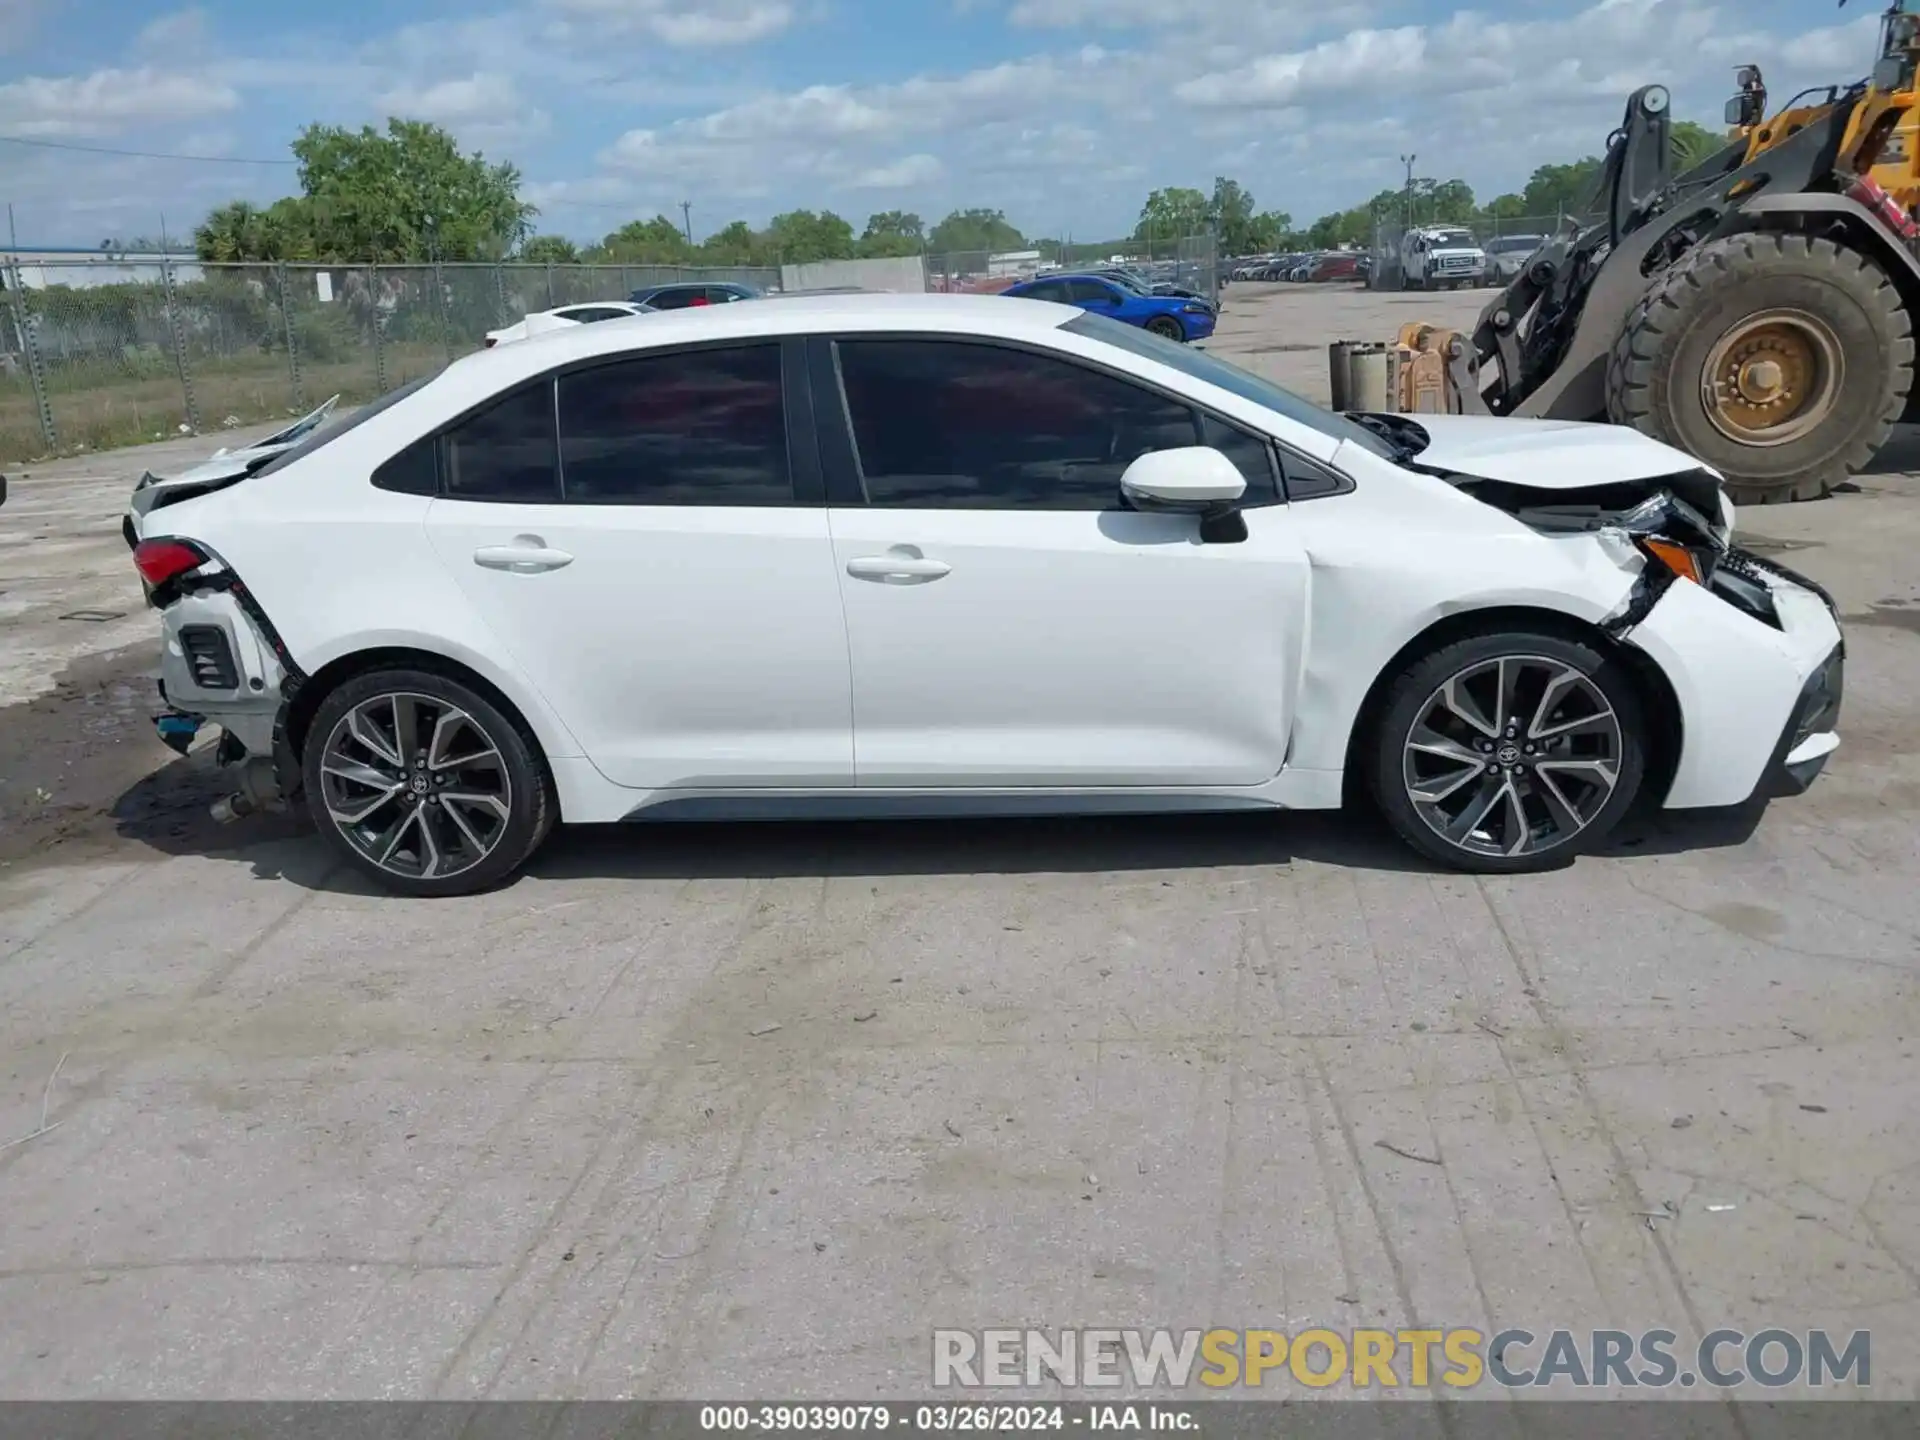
[699,1405,1078,1432]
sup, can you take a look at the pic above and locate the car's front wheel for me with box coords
[303,667,555,896]
[1368,629,1646,873]
[1146,315,1185,342]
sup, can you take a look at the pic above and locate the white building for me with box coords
[986,249,1043,277]
[2,247,203,289]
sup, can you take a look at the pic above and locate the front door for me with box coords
[423,341,853,791]
[813,334,1310,789]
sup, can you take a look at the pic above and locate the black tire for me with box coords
[1146,315,1185,342]
[302,666,555,897]
[1606,233,1913,504]
[1366,627,1647,874]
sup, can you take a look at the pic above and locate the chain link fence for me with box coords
[0,259,784,462]
[1,245,1224,462]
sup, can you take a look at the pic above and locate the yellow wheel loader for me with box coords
[1406,0,1920,504]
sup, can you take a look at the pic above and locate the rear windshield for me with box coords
[1063,312,1393,459]
[255,371,443,477]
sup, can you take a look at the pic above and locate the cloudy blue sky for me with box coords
[0,0,1885,247]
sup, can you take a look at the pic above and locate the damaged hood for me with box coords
[1366,413,1712,489]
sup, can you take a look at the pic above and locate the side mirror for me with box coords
[1725,94,1760,127]
[0,473,7,507]
[1120,447,1247,511]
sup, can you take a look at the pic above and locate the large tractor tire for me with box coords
[1605,233,1913,504]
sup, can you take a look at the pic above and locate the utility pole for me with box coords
[1400,154,1417,231]
[679,201,694,246]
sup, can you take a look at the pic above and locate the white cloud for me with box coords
[545,0,796,46]
[136,8,213,53]
[378,72,555,148]
[846,152,944,189]
[0,67,239,138]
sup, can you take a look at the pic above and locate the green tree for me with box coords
[763,209,857,264]
[858,210,925,258]
[597,216,695,264]
[1210,177,1260,254]
[1483,193,1529,220]
[1134,187,1210,247]
[1417,178,1478,223]
[1248,210,1294,251]
[927,207,1026,256]
[1519,157,1606,221]
[1670,119,1731,172]
[288,118,534,262]
[519,235,580,264]
[192,197,316,263]
[697,220,765,266]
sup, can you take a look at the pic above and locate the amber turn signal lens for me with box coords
[1641,538,1703,584]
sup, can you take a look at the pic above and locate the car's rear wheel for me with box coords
[1146,315,1185,342]
[303,668,554,897]
[1368,629,1646,873]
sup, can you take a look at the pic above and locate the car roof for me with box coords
[447,292,1082,382]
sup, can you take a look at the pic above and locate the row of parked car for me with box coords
[1229,252,1370,284]
[484,267,1222,352]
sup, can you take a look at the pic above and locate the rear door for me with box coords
[423,339,853,791]
[811,333,1311,789]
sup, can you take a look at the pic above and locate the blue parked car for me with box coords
[1000,272,1215,343]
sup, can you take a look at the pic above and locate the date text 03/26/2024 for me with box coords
[700,1405,1186,1431]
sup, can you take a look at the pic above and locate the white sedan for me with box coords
[126,294,1844,895]
[483,300,654,347]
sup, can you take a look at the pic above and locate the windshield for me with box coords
[1430,231,1478,249]
[1062,312,1394,459]
[1488,236,1544,254]
[1103,270,1151,293]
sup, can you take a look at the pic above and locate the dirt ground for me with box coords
[3,284,1918,1404]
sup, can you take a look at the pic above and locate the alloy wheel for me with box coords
[1401,655,1623,859]
[317,692,513,882]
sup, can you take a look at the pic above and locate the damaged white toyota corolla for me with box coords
[126,294,1844,896]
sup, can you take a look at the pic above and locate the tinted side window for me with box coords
[647,287,700,310]
[559,344,790,505]
[1067,278,1119,304]
[441,382,560,503]
[1281,451,1354,501]
[1020,279,1068,302]
[373,434,438,495]
[835,339,1199,510]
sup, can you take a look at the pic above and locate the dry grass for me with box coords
[1,343,454,466]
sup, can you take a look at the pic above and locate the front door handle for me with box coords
[473,535,574,574]
[846,550,951,584]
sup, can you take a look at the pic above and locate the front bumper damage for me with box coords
[1756,637,1844,800]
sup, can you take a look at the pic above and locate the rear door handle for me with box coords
[846,553,951,583]
[473,535,574,574]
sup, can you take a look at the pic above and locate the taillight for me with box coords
[134,537,209,587]
[1847,176,1919,240]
